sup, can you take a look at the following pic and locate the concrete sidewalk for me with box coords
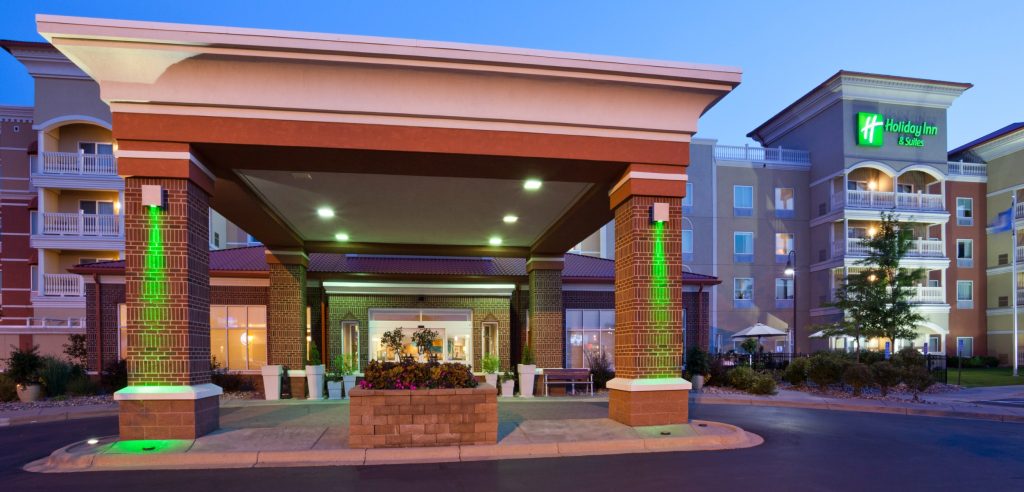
[693,387,1024,423]
[25,401,761,472]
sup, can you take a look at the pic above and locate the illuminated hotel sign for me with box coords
[857,112,938,148]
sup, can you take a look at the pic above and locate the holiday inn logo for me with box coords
[856,112,939,148]
[857,112,885,147]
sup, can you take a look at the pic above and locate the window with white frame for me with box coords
[927,334,941,354]
[119,303,128,359]
[734,232,753,255]
[210,305,268,371]
[566,309,615,369]
[956,337,974,357]
[956,198,973,225]
[956,281,974,309]
[734,278,754,300]
[482,322,499,358]
[369,309,472,363]
[681,229,694,254]
[775,188,794,211]
[956,239,973,267]
[340,320,360,371]
[775,233,794,257]
[30,265,38,292]
[79,200,114,215]
[733,185,753,215]
[78,142,114,155]
[681,183,694,207]
[775,278,794,300]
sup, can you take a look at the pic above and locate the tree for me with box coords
[817,213,925,360]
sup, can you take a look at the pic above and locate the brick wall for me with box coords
[348,386,498,448]
[210,286,268,305]
[267,263,307,368]
[85,282,125,372]
[123,177,210,386]
[563,290,615,310]
[529,269,563,368]
[327,294,511,372]
[613,195,683,379]
[683,290,710,352]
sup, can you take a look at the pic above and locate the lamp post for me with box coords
[785,250,797,355]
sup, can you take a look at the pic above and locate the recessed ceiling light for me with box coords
[317,207,335,218]
[503,215,518,224]
[489,237,503,246]
[523,179,542,190]
[335,233,349,241]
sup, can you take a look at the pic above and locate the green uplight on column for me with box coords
[650,219,673,378]
[137,204,169,385]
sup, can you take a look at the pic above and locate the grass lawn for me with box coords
[950,367,1024,388]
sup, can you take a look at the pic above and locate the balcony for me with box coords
[41,273,84,297]
[0,317,85,333]
[712,144,811,166]
[838,238,945,258]
[908,286,945,304]
[31,212,124,250]
[832,190,945,212]
[947,161,987,178]
[1016,202,1024,220]
[31,152,122,190]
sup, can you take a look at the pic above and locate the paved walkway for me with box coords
[25,399,760,472]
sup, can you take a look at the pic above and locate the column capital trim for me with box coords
[118,149,215,195]
[527,256,565,272]
[113,383,223,401]
[609,165,689,210]
[265,248,310,267]
[607,377,692,392]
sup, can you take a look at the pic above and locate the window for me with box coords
[79,200,114,215]
[775,233,794,258]
[212,232,221,248]
[775,278,794,300]
[775,188,794,218]
[78,142,114,155]
[482,322,499,358]
[956,281,974,309]
[956,239,973,267]
[681,183,694,207]
[847,180,867,191]
[734,278,754,300]
[119,303,128,359]
[210,305,268,371]
[896,183,913,194]
[566,309,614,369]
[734,232,753,263]
[369,309,472,363]
[733,185,753,216]
[341,321,360,372]
[956,198,973,226]
[927,335,942,354]
[30,265,38,292]
[956,337,973,357]
[681,229,694,254]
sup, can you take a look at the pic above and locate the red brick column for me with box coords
[527,257,564,369]
[266,249,308,397]
[114,142,221,440]
[607,164,691,426]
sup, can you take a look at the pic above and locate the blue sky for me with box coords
[1,1,1020,148]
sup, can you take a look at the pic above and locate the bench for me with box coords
[543,368,593,397]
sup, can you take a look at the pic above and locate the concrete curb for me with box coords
[694,396,1024,423]
[25,420,761,473]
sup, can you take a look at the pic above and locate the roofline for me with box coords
[747,70,972,141]
[948,122,1024,156]
[0,39,53,52]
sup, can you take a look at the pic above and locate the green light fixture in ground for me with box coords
[335,232,349,241]
[317,207,335,218]
[489,237,503,246]
[523,179,542,190]
[503,215,518,224]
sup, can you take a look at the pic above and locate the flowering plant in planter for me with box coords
[358,359,478,390]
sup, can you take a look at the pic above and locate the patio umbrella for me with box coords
[730,323,787,339]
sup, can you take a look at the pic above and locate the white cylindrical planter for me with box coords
[517,364,536,398]
[261,365,283,400]
[500,379,515,397]
[306,364,326,400]
[343,375,357,399]
[327,381,343,400]
[484,374,498,387]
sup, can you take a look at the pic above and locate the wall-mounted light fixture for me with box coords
[141,185,166,209]
[649,202,669,224]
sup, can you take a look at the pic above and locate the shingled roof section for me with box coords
[70,247,718,285]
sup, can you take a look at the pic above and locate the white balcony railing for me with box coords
[0,317,85,329]
[39,212,121,237]
[909,286,945,304]
[836,190,945,212]
[713,144,811,165]
[42,274,84,297]
[840,238,944,258]
[34,151,117,176]
[1017,245,1024,263]
[947,161,987,177]
[1016,202,1024,220]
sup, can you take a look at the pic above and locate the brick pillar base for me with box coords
[608,385,689,427]
[116,386,221,440]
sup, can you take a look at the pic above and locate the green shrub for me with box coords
[902,365,934,399]
[807,352,846,388]
[686,346,710,377]
[0,374,16,402]
[66,375,99,396]
[585,350,615,389]
[784,357,809,386]
[211,370,255,392]
[981,356,1000,368]
[63,334,88,367]
[481,354,500,374]
[707,357,728,387]
[728,366,757,390]
[6,345,43,385]
[520,345,536,366]
[360,359,477,390]
[871,361,901,396]
[857,350,885,366]
[102,359,128,392]
[39,356,74,397]
[892,347,925,370]
[842,363,873,396]
[740,337,759,354]
[748,374,778,395]
[306,344,322,366]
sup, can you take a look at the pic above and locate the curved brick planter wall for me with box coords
[349,385,498,448]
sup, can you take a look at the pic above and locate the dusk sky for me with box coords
[1,0,1020,148]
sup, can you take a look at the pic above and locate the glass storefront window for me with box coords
[368,309,472,364]
[565,309,615,369]
[482,322,498,357]
[210,304,267,371]
[341,321,360,371]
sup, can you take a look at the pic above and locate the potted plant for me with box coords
[499,371,516,397]
[481,354,500,387]
[411,327,438,363]
[8,345,43,402]
[686,346,710,392]
[517,345,537,398]
[326,355,343,400]
[381,328,404,362]
[339,353,358,399]
[305,344,326,400]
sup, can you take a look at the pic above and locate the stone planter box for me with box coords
[348,384,498,448]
